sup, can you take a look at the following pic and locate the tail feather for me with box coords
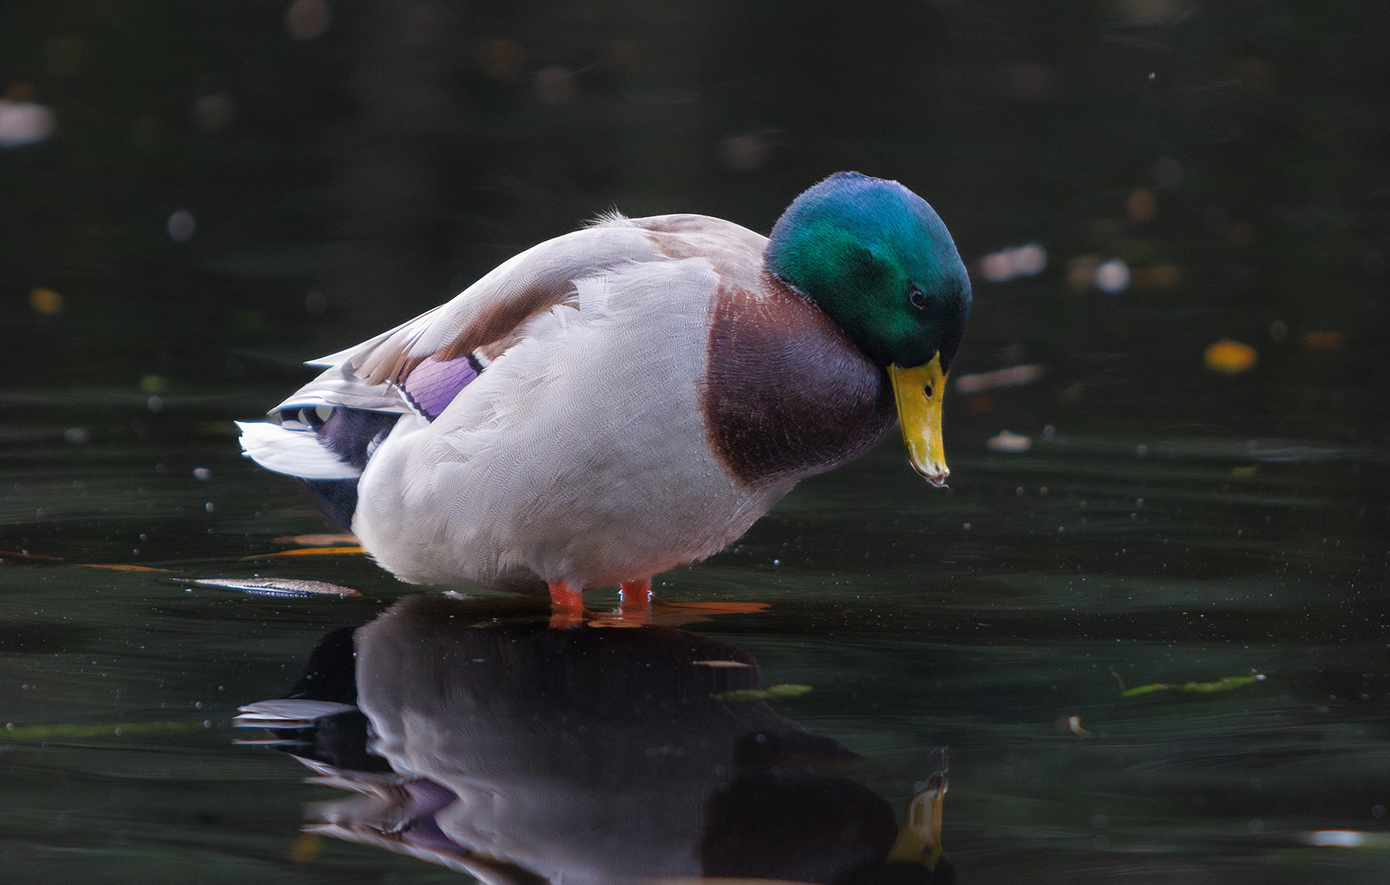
[237,421,362,480]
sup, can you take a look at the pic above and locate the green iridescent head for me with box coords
[765,171,971,371]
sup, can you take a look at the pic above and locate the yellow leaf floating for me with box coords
[1204,339,1257,375]
[712,684,812,702]
[1121,673,1265,698]
[0,549,63,563]
[1300,331,1344,352]
[241,545,365,560]
[289,833,323,864]
[28,288,63,315]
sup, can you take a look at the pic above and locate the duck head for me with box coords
[766,172,971,486]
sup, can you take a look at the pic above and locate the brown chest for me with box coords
[701,277,895,489]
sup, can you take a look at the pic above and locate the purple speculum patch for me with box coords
[402,353,481,421]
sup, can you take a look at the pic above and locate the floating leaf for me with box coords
[28,287,63,314]
[1300,331,1344,352]
[169,576,361,598]
[955,364,1045,395]
[986,429,1032,453]
[2,720,209,741]
[290,833,323,864]
[82,564,170,572]
[1121,673,1265,698]
[712,684,812,702]
[1204,339,1257,375]
[240,545,365,560]
[0,549,63,564]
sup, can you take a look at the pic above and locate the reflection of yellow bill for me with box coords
[888,774,948,868]
[888,353,949,487]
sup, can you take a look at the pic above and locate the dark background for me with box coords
[3,1,1387,440]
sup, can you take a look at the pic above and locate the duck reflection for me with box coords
[238,595,953,884]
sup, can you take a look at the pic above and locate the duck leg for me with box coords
[618,579,653,615]
[547,580,585,629]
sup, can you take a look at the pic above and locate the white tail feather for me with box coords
[237,421,361,480]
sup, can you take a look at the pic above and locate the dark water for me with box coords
[3,3,1388,883]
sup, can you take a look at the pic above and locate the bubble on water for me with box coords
[1095,258,1130,293]
[720,132,772,173]
[286,0,332,40]
[980,244,1048,282]
[0,98,56,147]
[305,290,328,316]
[535,67,576,105]
[167,210,196,242]
[1153,155,1183,190]
[191,93,237,132]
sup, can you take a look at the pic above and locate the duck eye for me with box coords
[909,286,927,309]
[923,383,934,399]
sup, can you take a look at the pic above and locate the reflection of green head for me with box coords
[766,172,971,370]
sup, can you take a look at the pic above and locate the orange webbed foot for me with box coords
[593,578,768,627]
[547,580,585,629]
[619,579,653,613]
[551,578,770,628]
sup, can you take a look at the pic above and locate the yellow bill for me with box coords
[888,354,949,487]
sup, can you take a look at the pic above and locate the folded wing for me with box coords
[237,215,668,523]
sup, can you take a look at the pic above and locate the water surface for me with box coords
[3,2,1388,882]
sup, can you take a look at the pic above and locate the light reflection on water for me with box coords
[1,387,1385,883]
[230,594,954,883]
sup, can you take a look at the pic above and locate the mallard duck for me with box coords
[238,172,971,613]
